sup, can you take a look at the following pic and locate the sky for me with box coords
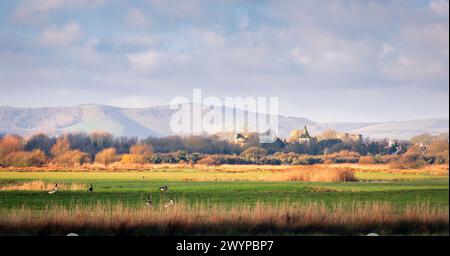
[0,0,448,122]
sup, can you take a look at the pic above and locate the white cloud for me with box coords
[127,51,159,72]
[147,0,202,19]
[200,31,225,47]
[399,24,449,55]
[379,43,396,59]
[381,55,445,81]
[14,0,105,21]
[429,0,449,16]
[380,23,449,82]
[283,27,375,75]
[39,22,82,46]
[127,50,191,73]
[289,47,310,65]
[2,0,449,121]
[125,9,150,28]
[125,35,156,47]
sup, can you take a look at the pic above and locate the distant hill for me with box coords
[348,118,450,140]
[0,104,448,140]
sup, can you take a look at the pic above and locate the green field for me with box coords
[0,170,448,210]
[0,168,448,235]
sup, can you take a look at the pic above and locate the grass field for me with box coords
[0,164,448,235]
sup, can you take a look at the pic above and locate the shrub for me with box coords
[121,153,149,165]
[293,155,323,165]
[210,154,251,165]
[51,136,71,156]
[197,156,219,166]
[95,148,117,166]
[0,135,23,166]
[240,147,267,163]
[122,144,154,164]
[130,144,153,156]
[272,152,298,165]
[389,145,427,169]
[380,154,399,164]
[2,150,47,167]
[323,150,360,164]
[359,155,376,164]
[425,140,449,164]
[52,150,90,167]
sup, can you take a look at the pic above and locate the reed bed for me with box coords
[283,168,357,182]
[1,163,447,178]
[179,168,357,182]
[0,180,87,191]
[0,202,447,235]
[326,164,449,176]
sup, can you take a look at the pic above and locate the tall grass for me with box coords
[0,181,87,191]
[0,202,447,235]
[283,168,357,182]
[1,163,447,178]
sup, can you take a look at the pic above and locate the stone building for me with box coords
[288,126,315,146]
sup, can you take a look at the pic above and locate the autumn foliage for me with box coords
[95,148,118,166]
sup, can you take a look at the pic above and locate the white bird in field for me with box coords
[164,198,174,208]
[48,184,58,194]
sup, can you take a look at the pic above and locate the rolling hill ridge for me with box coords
[0,104,448,140]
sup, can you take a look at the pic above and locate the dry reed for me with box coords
[1,163,447,177]
[0,181,87,191]
[284,168,357,182]
[0,202,447,235]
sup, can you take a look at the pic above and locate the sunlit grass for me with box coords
[0,201,447,236]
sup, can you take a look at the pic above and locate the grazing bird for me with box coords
[48,184,58,194]
[159,185,168,192]
[88,184,94,192]
[164,198,174,208]
[146,195,153,207]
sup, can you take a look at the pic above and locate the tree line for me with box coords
[0,132,448,168]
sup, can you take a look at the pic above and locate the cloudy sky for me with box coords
[0,0,448,122]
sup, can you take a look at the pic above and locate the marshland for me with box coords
[0,164,448,235]
[0,133,448,235]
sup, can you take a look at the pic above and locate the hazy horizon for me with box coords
[1,102,449,124]
[1,0,449,123]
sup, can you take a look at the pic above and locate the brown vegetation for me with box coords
[95,148,117,166]
[1,131,448,168]
[0,180,87,191]
[51,150,90,167]
[358,155,377,164]
[0,202,447,235]
[323,150,360,164]
[51,136,70,156]
[1,149,47,167]
[388,140,450,169]
[121,144,153,164]
[197,156,219,166]
[0,135,23,156]
[284,168,357,182]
